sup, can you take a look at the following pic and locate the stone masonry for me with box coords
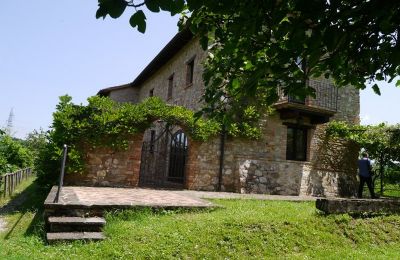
[65,134,143,187]
[92,31,360,197]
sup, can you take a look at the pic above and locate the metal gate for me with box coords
[168,130,188,184]
[139,125,188,188]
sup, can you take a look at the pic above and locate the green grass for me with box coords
[1,182,400,259]
[379,183,400,197]
[0,177,37,205]
[364,182,400,198]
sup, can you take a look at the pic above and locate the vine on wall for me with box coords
[37,95,267,185]
[50,95,222,172]
[325,121,400,189]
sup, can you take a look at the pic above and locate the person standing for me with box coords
[357,152,376,198]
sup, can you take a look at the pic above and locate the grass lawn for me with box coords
[1,181,400,259]
[376,183,400,198]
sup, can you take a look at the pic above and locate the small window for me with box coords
[150,130,156,153]
[167,74,174,100]
[149,88,154,97]
[186,57,195,86]
[286,126,307,161]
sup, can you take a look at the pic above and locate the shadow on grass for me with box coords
[0,180,49,240]
[105,206,218,223]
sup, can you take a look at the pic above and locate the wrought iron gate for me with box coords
[168,130,188,184]
[139,125,188,188]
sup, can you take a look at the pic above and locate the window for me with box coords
[186,57,195,86]
[149,130,156,153]
[167,74,174,100]
[286,126,307,161]
[149,88,154,97]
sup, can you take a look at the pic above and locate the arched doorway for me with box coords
[139,123,188,188]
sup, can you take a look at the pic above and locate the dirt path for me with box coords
[0,218,6,232]
[0,190,31,233]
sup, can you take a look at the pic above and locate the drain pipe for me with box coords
[218,126,226,191]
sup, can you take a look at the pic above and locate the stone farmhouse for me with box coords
[67,29,360,197]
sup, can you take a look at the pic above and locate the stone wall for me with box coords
[65,134,143,187]
[99,37,360,197]
[305,126,359,197]
[109,87,140,103]
[136,38,206,110]
[186,137,221,191]
[186,115,309,195]
[187,110,359,197]
[334,86,360,124]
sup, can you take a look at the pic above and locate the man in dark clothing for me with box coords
[358,152,376,198]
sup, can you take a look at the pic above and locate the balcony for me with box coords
[274,79,338,124]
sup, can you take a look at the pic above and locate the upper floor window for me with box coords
[186,57,195,87]
[149,130,156,153]
[286,126,307,161]
[167,74,174,100]
[149,88,154,97]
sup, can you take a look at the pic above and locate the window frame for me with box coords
[149,130,156,153]
[185,56,195,87]
[167,73,174,100]
[286,126,308,161]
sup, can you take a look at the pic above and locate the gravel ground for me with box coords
[0,218,6,232]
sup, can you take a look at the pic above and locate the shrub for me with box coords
[0,134,33,174]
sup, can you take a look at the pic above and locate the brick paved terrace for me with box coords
[45,186,216,211]
[44,186,319,218]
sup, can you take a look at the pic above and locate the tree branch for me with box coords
[126,0,145,8]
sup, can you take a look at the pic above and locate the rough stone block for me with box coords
[316,198,400,214]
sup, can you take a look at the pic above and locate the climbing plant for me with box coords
[50,95,217,171]
[36,95,266,187]
[326,121,400,192]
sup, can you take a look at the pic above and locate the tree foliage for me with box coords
[96,0,400,121]
[24,129,48,158]
[326,122,400,162]
[326,121,400,186]
[0,132,33,174]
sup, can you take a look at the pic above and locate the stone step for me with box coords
[316,198,400,214]
[47,232,105,244]
[48,216,106,232]
[44,207,105,218]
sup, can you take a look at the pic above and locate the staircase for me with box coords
[46,216,106,244]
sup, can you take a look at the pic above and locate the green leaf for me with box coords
[200,36,208,50]
[96,5,108,19]
[232,78,240,90]
[279,16,290,24]
[104,0,127,19]
[186,0,203,11]
[376,73,384,81]
[244,61,254,70]
[193,111,203,120]
[173,0,185,13]
[129,11,147,33]
[396,80,400,88]
[372,83,381,95]
[145,0,160,13]
[158,0,184,14]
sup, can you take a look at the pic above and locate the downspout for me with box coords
[218,125,226,191]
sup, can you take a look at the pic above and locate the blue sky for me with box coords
[0,1,399,138]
